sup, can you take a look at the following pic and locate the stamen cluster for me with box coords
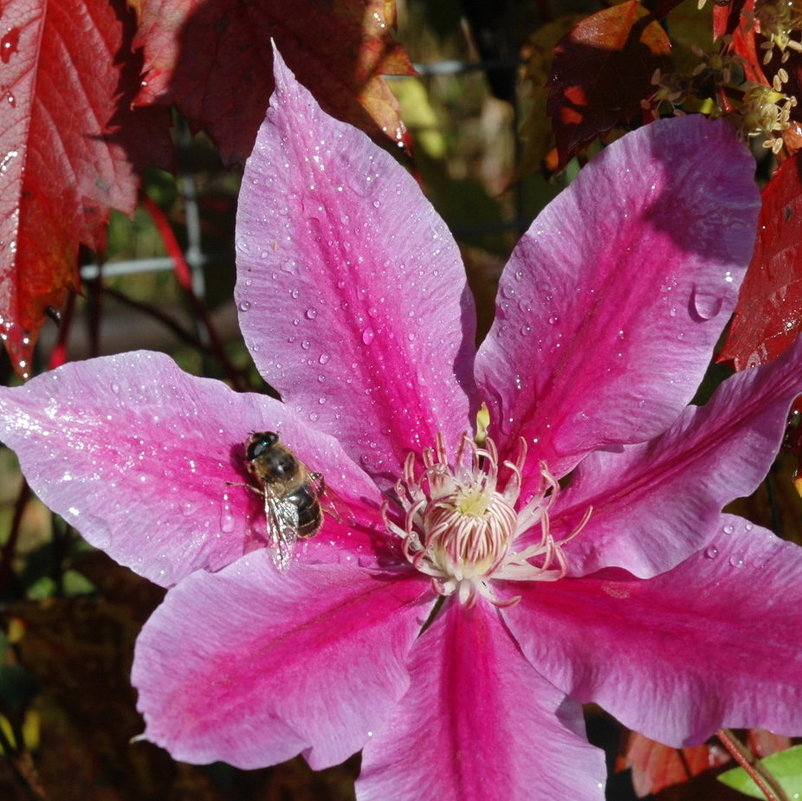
[383,432,591,606]
[643,14,802,155]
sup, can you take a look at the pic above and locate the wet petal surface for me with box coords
[236,51,478,484]
[503,516,802,746]
[475,116,760,477]
[0,351,379,585]
[134,554,432,768]
[358,600,606,801]
[555,336,802,577]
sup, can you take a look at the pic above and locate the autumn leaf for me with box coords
[720,153,802,370]
[132,0,415,164]
[713,0,768,86]
[546,0,671,167]
[618,730,792,798]
[617,731,730,797]
[0,0,172,377]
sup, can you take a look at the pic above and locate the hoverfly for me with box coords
[244,431,324,570]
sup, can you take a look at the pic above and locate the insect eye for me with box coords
[247,431,278,461]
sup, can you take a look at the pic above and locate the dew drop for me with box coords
[723,523,734,535]
[301,340,311,350]
[239,300,251,312]
[704,545,719,559]
[319,353,330,365]
[548,316,558,325]
[305,307,318,320]
[220,493,235,533]
[153,557,174,585]
[691,284,724,320]
[0,28,20,64]
[362,328,375,345]
[111,383,120,394]
[728,555,745,568]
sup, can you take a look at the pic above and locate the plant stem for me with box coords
[716,728,790,801]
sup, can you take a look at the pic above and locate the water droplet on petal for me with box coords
[305,307,318,320]
[220,493,235,533]
[153,558,174,585]
[728,555,745,568]
[723,523,734,535]
[704,545,719,559]
[691,284,724,320]
[319,353,330,365]
[239,301,251,312]
[362,328,375,345]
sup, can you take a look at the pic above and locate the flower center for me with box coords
[383,428,591,606]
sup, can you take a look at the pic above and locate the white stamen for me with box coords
[383,432,591,606]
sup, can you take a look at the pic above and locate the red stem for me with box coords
[47,289,76,370]
[142,194,246,390]
[716,729,790,801]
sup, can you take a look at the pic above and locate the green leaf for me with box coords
[717,744,802,799]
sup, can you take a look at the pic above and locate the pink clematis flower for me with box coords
[3,51,802,801]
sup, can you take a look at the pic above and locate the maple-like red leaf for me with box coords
[617,731,730,797]
[546,0,671,167]
[0,0,172,376]
[720,153,802,369]
[132,0,415,164]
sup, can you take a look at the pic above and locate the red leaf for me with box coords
[745,729,792,758]
[720,154,802,369]
[713,0,769,86]
[0,0,172,376]
[618,732,730,797]
[546,0,672,166]
[132,0,415,164]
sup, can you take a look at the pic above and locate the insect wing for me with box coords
[263,488,300,571]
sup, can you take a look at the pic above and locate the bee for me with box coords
[244,431,324,571]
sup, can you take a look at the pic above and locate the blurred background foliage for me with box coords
[2,0,801,799]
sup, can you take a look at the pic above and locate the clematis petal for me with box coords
[236,49,477,481]
[357,599,606,801]
[554,336,802,577]
[503,516,802,747]
[475,116,760,476]
[0,351,380,586]
[133,554,431,769]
